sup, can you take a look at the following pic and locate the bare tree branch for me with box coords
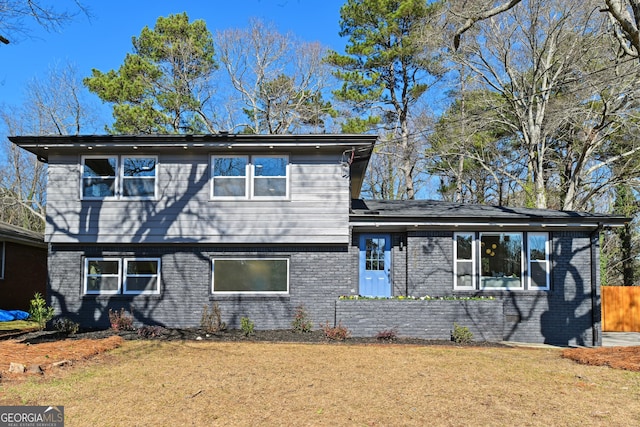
[0,0,89,45]
[452,0,523,49]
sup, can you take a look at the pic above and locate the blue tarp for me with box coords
[0,309,30,322]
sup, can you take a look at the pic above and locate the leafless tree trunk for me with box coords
[0,62,99,231]
[451,0,640,210]
[450,0,640,59]
[215,19,334,134]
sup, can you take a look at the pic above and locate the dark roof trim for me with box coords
[9,134,377,162]
[0,222,46,248]
[350,199,628,229]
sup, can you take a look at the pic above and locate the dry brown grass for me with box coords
[2,341,640,426]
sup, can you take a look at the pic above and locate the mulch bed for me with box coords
[9,327,507,346]
[562,346,640,372]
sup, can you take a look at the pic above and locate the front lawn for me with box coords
[2,340,639,426]
[0,320,39,335]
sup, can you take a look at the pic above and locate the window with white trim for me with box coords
[82,156,117,199]
[84,257,160,295]
[253,156,287,198]
[82,155,157,200]
[454,233,475,289]
[453,232,550,291]
[124,259,161,294]
[85,258,121,294]
[212,258,289,294]
[211,155,288,199]
[480,232,523,289]
[528,232,550,290]
[212,156,248,197]
[121,157,157,198]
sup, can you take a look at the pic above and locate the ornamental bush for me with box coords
[320,321,350,341]
[109,308,135,331]
[451,322,473,344]
[200,303,226,333]
[240,316,255,337]
[28,292,55,331]
[291,305,313,333]
[53,317,80,335]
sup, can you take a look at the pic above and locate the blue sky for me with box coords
[0,0,347,128]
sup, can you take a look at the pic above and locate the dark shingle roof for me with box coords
[0,222,46,247]
[351,199,628,228]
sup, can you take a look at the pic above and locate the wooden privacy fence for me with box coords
[602,286,640,332]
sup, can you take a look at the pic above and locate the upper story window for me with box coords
[212,156,248,197]
[82,155,157,200]
[82,156,117,199]
[453,232,550,291]
[211,155,288,200]
[253,156,287,198]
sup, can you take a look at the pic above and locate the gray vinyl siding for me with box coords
[45,152,350,244]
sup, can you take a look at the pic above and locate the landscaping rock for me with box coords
[9,362,25,373]
[51,360,72,368]
[27,364,43,374]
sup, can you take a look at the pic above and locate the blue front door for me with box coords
[359,234,391,297]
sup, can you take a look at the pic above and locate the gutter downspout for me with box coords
[590,222,603,347]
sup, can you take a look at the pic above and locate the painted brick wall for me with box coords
[391,233,407,296]
[48,244,353,330]
[397,230,599,346]
[47,228,600,346]
[336,299,503,341]
[406,231,453,297]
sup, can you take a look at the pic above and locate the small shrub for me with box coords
[53,317,80,335]
[320,321,350,341]
[137,325,166,338]
[108,308,135,331]
[28,292,55,331]
[375,329,397,342]
[291,305,313,333]
[451,322,473,344]
[240,316,255,337]
[201,303,226,333]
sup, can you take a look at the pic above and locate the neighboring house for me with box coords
[0,221,47,311]
[10,134,627,346]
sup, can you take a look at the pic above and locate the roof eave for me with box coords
[9,134,377,163]
[349,216,629,230]
[0,223,46,248]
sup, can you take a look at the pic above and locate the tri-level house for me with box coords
[10,134,627,346]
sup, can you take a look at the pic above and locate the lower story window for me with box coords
[124,259,161,294]
[84,257,160,295]
[212,258,289,294]
[454,232,550,290]
[480,232,523,289]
